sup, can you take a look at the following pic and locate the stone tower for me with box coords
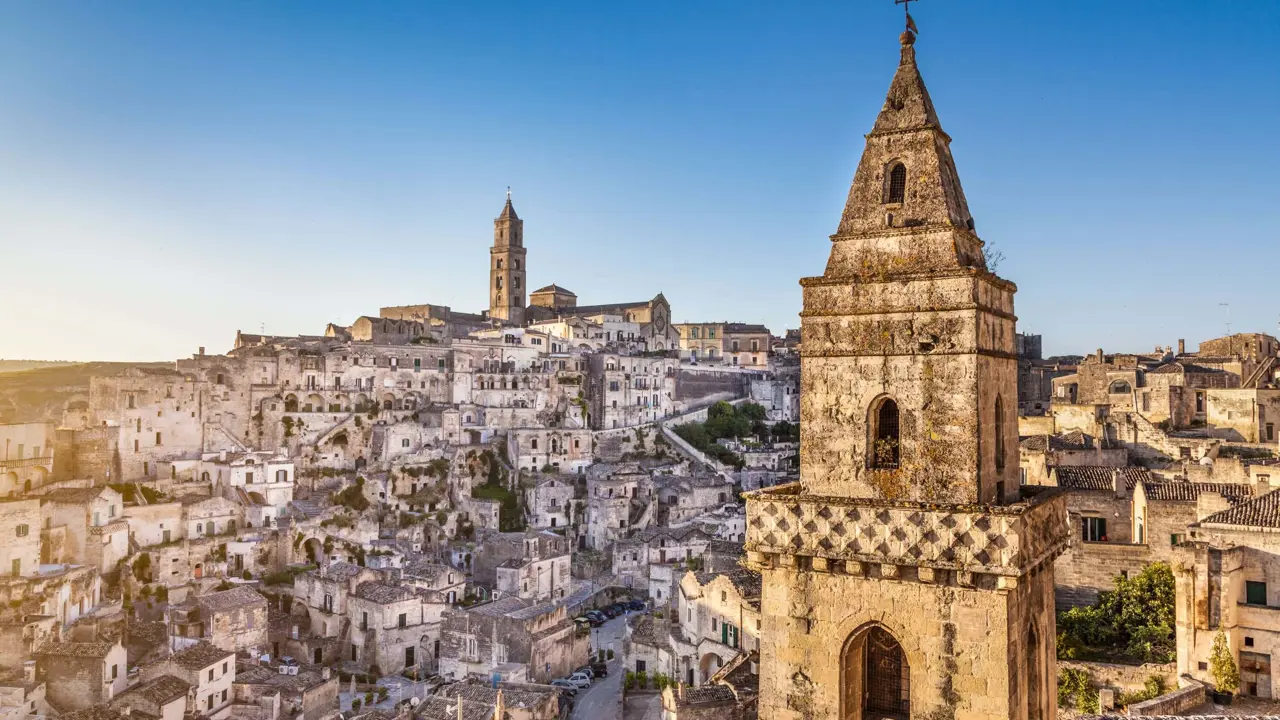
[745,26,1070,720]
[489,191,527,325]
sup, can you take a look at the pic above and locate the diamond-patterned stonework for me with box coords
[745,482,1069,576]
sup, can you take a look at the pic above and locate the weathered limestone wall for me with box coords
[799,272,1017,504]
[755,565,1053,720]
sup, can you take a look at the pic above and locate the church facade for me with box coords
[745,25,1070,720]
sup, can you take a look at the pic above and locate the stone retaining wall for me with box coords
[1127,681,1205,716]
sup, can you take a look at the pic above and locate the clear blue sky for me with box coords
[2,1,1278,361]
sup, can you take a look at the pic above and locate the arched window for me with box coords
[870,398,900,469]
[496,276,503,290]
[995,395,1006,473]
[496,258,503,270]
[886,163,907,204]
[1027,624,1043,720]
[1109,380,1132,394]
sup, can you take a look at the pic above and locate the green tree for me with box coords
[1210,629,1240,692]
[738,402,766,422]
[1057,562,1175,663]
[707,401,735,420]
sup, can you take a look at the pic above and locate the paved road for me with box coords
[570,613,629,720]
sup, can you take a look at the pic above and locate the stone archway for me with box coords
[698,652,724,684]
[842,623,910,720]
[303,538,324,565]
[0,472,18,497]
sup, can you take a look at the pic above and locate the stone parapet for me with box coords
[745,482,1069,578]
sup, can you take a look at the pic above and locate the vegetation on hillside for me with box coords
[1057,562,1175,664]
[672,401,776,469]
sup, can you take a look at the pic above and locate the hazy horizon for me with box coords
[3,0,1278,361]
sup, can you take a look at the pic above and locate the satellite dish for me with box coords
[409,698,420,707]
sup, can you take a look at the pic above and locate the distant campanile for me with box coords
[489,190,527,325]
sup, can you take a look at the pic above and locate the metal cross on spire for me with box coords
[506,186,511,201]
[895,0,920,35]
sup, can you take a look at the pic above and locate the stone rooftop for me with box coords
[36,640,117,658]
[61,708,129,720]
[114,674,191,705]
[192,585,267,611]
[1143,481,1254,504]
[314,561,366,581]
[171,641,233,670]
[1055,466,1152,492]
[353,581,415,604]
[40,487,111,504]
[679,684,737,704]
[1200,490,1280,529]
[442,680,558,710]
[415,695,493,720]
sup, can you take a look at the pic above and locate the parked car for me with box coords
[590,661,609,677]
[565,673,592,689]
[601,605,622,618]
[626,599,645,611]
[585,611,607,625]
[550,679,578,694]
[573,665,595,679]
[573,616,592,629]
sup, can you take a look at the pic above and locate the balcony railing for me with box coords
[0,456,52,469]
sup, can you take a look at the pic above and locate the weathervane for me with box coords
[895,0,920,42]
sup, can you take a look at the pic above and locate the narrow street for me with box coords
[570,613,629,720]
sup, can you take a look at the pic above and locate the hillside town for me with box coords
[3,10,1280,720]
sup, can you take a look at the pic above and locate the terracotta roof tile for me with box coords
[1200,490,1280,529]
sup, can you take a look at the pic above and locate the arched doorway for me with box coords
[0,472,18,497]
[842,624,910,720]
[698,653,724,684]
[303,538,324,565]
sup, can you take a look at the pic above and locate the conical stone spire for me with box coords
[823,30,982,278]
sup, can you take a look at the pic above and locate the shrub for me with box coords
[350,699,361,711]
[607,649,615,660]
[1210,628,1239,692]
[242,570,252,580]
[1057,667,1095,711]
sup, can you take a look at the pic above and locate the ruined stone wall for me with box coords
[1054,540,1151,609]
[52,426,121,483]
[674,369,748,407]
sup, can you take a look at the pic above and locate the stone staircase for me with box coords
[290,498,325,520]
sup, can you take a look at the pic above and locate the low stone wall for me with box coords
[1127,681,1205,716]
[1060,660,1177,694]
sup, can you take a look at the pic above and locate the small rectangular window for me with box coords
[1081,517,1107,542]
[1247,580,1268,606]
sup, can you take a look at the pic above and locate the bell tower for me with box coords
[489,189,527,325]
[745,19,1070,720]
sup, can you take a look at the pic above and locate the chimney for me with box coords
[322,667,331,680]
[1197,491,1231,521]
[22,661,34,685]
[1096,348,1104,363]
[198,346,205,356]
[1178,339,1186,355]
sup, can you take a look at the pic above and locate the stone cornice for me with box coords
[800,268,1017,294]
[799,305,1018,322]
[865,124,952,143]
[744,483,1070,577]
